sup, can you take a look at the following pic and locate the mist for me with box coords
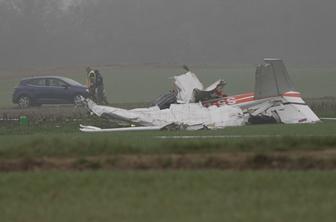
[1,0,336,69]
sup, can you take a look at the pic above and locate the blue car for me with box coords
[12,76,89,108]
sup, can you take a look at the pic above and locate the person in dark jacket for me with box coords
[94,69,108,105]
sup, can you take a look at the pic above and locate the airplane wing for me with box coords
[83,98,245,131]
[80,122,210,132]
[86,99,159,126]
[80,124,161,132]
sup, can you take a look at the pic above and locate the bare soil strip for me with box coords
[1,150,336,172]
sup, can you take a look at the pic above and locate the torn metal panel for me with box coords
[246,95,320,124]
[193,80,227,102]
[151,91,177,110]
[205,80,227,91]
[174,72,204,103]
[268,96,320,124]
[174,72,227,103]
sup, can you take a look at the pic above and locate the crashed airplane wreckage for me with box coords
[80,59,320,132]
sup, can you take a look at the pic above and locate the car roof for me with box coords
[21,75,85,87]
[22,76,69,81]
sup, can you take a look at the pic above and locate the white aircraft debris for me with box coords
[81,59,320,132]
[81,99,245,132]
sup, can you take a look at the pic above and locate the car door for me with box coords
[46,78,73,104]
[25,78,50,104]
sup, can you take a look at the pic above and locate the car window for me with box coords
[62,77,83,86]
[47,79,66,87]
[26,79,46,86]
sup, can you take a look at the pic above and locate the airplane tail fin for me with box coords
[255,59,295,99]
[252,59,320,123]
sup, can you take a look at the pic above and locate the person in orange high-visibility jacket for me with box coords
[86,67,97,101]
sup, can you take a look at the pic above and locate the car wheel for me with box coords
[73,94,84,106]
[18,95,31,109]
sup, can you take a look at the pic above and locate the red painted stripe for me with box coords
[234,97,255,104]
[232,92,254,100]
[282,92,301,97]
[201,91,302,107]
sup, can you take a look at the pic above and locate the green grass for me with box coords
[0,170,336,222]
[0,121,335,159]
[306,97,336,117]
[1,65,336,108]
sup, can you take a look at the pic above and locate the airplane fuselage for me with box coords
[202,90,319,124]
[202,91,303,110]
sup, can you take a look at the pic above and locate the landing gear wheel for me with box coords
[18,96,31,109]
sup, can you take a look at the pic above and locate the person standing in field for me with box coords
[86,67,97,102]
[94,69,108,105]
[86,67,108,104]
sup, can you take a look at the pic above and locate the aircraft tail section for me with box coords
[252,59,320,123]
[255,59,295,99]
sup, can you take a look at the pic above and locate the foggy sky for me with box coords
[1,0,336,69]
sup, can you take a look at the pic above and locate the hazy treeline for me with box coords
[1,0,336,69]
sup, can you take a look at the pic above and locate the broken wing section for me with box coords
[166,103,245,128]
[174,72,204,103]
[86,99,160,126]
[255,59,295,99]
[193,80,227,102]
[174,72,226,104]
[85,99,245,130]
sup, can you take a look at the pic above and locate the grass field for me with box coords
[0,121,336,158]
[1,64,336,108]
[0,117,334,220]
[1,170,336,222]
[0,121,335,172]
